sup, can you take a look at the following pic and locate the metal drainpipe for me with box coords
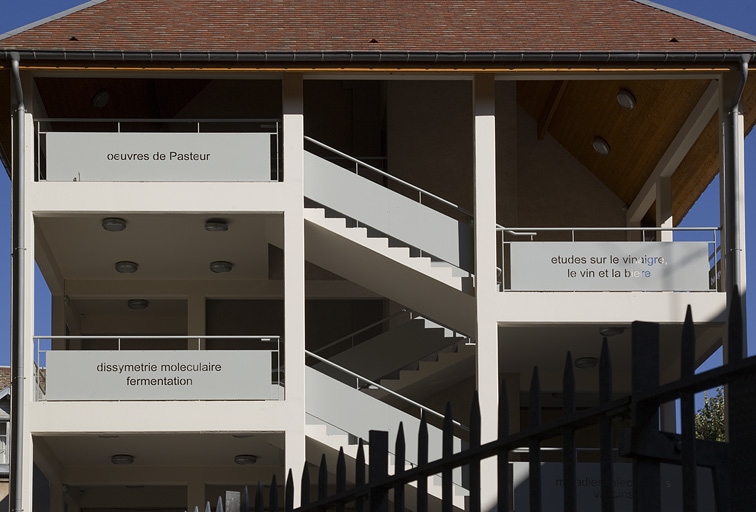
[9,52,26,512]
[725,54,750,348]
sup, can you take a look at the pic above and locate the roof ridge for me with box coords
[0,0,108,41]
[631,0,756,44]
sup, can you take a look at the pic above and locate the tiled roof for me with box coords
[1,0,755,57]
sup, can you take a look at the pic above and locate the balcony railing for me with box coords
[35,118,282,182]
[33,335,282,401]
[497,226,721,292]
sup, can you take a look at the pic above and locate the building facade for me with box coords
[1,1,756,511]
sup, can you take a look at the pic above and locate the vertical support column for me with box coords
[22,110,36,512]
[48,480,64,512]
[50,295,66,351]
[473,74,499,510]
[187,479,206,512]
[720,62,748,346]
[656,176,673,242]
[656,174,675,430]
[187,293,206,350]
[282,73,306,506]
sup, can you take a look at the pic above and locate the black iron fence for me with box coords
[203,290,756,512]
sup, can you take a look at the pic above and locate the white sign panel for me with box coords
[46,132,272,182]
[45,350,276,401]
[509,242,710,291]
[512,462,715,512]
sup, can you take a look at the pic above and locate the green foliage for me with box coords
[694,386,726,442]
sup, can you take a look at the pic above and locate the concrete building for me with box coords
[1,1,755,511]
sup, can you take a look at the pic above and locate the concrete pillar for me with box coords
[719,67,748,350]
[473,73,499,510]
[187,293,206,350]
[656,176,673,242]
[187,480,206,512]
[48,480,64,512]
[282,73,306,505]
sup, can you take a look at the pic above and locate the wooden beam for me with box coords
[537,80,567,140]
[626,79,719,224]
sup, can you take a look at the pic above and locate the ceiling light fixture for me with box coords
[91,90,111,109]
[599,327,625,337]
[111,454,135,465]
[592,137,611,155]
[115,261,139,274]
[127,299,150,310]
[205,219,229,232]
[574,357,598,369]
[210,261,233,273]
[102,217,127,232]
[234,454,258,465]
[617,89,636,109]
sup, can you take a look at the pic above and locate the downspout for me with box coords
[9,52,26,512]
[725,53,749,356]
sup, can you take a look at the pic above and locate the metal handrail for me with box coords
[313,309,409,356]
[305,350,468,431]
[498,226,720,232]
[35,117,280,123]
[304,136,474,219]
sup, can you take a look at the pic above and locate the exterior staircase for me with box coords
[302,140,477,335]
[314,316,468,386]
[363,341,476,404]
[304,367,468,510]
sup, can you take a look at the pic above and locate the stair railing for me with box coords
[304,136,474,222]
[305,350,468,432]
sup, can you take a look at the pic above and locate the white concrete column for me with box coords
[656,176,673,242]
[719,68,748,350]
[48,480,64,512]
[20,110,36,512]
[187,479,206,512]
[282,73,306,504]
[187,293,206,350]
[473,74,499,510]
[659,401,677,432]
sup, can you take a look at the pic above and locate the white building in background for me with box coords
[1,1,755,511]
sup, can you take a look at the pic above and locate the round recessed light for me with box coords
[210,261,233,273]
[617,89,636,109]
[115,261,139,274]
[127,299,150,310]
[234,454,258,465]
[111,454,135,465]
[205,219,229,232]
[592,137,611,155]
[102,217,127,232]
[599,327,625,337]
[574,357,599,369]
[91,90,111,109]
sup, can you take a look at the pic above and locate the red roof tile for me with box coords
[1,0,755,57]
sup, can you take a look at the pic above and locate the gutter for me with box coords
[9,52,25,512]
[0,49,755,65]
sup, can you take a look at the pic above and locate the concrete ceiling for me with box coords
[38,432,284,473]
[36,213,277,283]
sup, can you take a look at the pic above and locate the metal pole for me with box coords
[724,55,749,344]
[10,52,27,512]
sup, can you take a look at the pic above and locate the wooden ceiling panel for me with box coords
[548,79,710,205]
[517,78,719,226]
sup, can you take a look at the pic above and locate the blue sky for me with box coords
[0,0,754,367]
